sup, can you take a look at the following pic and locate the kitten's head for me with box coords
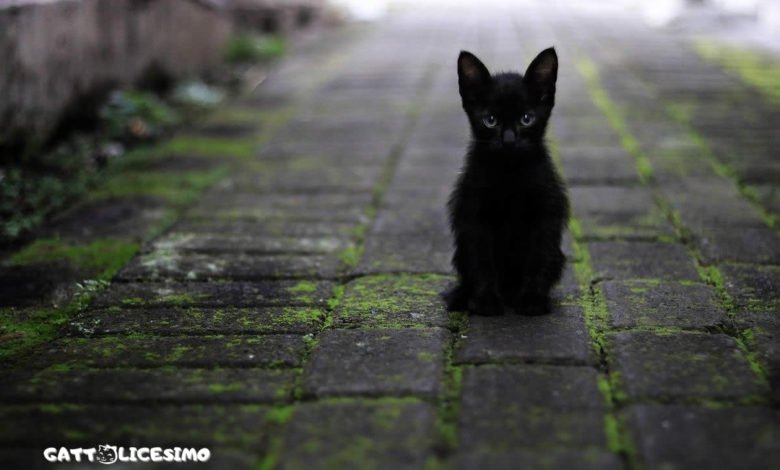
[457,48,557,151]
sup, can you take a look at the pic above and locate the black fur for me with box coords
[446,48,569,316]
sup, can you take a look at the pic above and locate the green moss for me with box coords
[208,383,243,394]
[266,405,295,425]
[7,238,139,279]
[224,33,286,64]
[338,245,363,269]
[734,329,770,387]
[157,136,255,159]
[694,40,780,103]
[165,345,190,362]
[0,279,114,361]
[286,281,320,305]
[288,281,318,296]
[159,293,207,306]
[326,284,345,312]
[91,166,229,206]
[664,99,776,228]
[273,307,322,328]
[576,57,654,183]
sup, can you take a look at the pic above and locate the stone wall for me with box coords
[0,0,233,150]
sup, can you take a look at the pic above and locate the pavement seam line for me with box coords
[575,55,772,398]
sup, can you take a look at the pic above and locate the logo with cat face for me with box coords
[95,445,117,464]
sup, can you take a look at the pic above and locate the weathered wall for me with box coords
[0,0,232,150]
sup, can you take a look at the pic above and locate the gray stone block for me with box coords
[454,305,594,365]
[721,263,780,312]
[117,252,343,281]
[1,368,296,404]
[459,365,607,451]
[602,280,727,328]
[0,404,270,448]
[333,274,452,329]
[588,241,700,281]
[303,329,450,398]
[31,335,306,369]
[91,281,334,309]
[277,401,437,470]
[611,331,768,401]
[456,449,624,470]
[625,405,780,470]
[67,306,323,336]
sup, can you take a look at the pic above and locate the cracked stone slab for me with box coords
[588,241,700,281]
[459,365,607,451]
[277,400,437,470]
[0,404,270,448]
[611,331,768,401]
[91,281,334,309]
[29,335,306,369]
[332,274,452,328]
[0,368,296,404]
[454,304,594,365]
[625,405,780,469]
[303,328,450,398]
[67,306,323,336]
[602,280,727,328]
[116,252,343,281]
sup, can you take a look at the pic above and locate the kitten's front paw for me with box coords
[512,295,551,316]
[442,284,469,311]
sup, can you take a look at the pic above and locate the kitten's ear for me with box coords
[458,51,491,103]
[524,47,558,101]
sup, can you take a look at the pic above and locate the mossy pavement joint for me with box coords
[549,134,637,466]
[573,53,772,396]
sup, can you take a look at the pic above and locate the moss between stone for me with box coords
[694,39,780,103]
[287,281,319,304]
[0,263,120,362]
[576,57,654,183]
[667,105,776,228]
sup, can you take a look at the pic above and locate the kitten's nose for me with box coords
[502,129,516,144]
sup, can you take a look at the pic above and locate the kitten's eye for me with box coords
[520,112,536,127]
[482,115,498,128]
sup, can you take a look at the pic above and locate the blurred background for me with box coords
[0,0,778,246]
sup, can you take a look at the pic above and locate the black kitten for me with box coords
[446,48,569,316]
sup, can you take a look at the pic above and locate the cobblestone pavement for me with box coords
[2,2,779,469]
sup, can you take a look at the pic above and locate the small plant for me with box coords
[224,33,286,64]
[99,90,180,143]
[1,139,96,243]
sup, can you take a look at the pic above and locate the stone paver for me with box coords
[2,2,779,469]
[459,365,607,451]
[611,331,768,401]
[625,405,780,469]
[303,328,449,398]
[602,280,727,329]
[454,305,594,365]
